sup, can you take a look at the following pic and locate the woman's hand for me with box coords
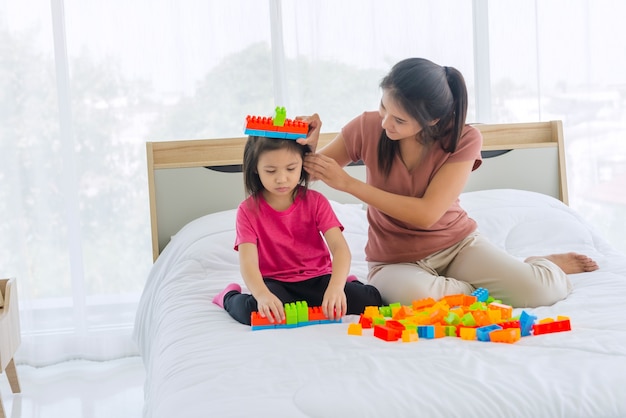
[322,284,347,320]
[295,113,322,152]
[303,153,353,191]
[255,291,285,323]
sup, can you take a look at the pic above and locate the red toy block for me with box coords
[374,325,402,341]
[385,320,406,332]
[499,320,520,329]
[532,318,571,335]
[308,306,327,322]
[359,314,373,329]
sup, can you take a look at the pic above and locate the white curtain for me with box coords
[2,0,625,366]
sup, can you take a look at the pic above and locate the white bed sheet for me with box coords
[134,189,626,418]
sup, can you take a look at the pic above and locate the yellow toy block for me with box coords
[401,329,418,342]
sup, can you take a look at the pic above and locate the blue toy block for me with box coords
[472,287,489,302]
[417,325,435,339]
[476,324,502,341]
[519,310,537,337]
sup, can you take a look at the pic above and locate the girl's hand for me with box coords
[255,291,285,323]
[295,113,322,152]
[322,285,347,321]
[303,153,353,191]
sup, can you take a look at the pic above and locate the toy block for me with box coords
[296,301,309,324]
[385,320,406,332]
[374,325,401,341]
[359,314,373,329]
[489,302,513,320]
[412,297,436,310]
[363,306,381,319]
[519,311,537,337]
[284,303,298,327]
[401,329,419,342]
[244,109,309,140]
[373,316,386,326]
[379,306,392,317]
[273,106,286,126]
[442,294,465,307]
[476,324,502,342]
[417,325,435,339]
[487,309,502,324]
[469,301,487,311]
[250,312,276,331]
[444,311,461,326]
[532,318,571,335]
[347,323,363,336]
[459,327,477,340]
[307,306,323,322]
[462,295,478,305]
[392,305,413,320]
[489,328,521,344]
[444,326,457,337]
[433,325,446,338]
[426,308,447,325]
[472,287,489,302]
[471,310,492,327]
[499,320,520,329]
[461,312,477,327]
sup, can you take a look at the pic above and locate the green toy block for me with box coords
[273,106,286,126]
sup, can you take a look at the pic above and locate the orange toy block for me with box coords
[489,302,513,320]
[489,328,521,343]
[471,310,492,327]
[347,323,363,336]
[442,294,465,307]
[412,297,436,310]
[392,305,414,320]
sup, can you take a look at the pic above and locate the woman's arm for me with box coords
[306,152,475,229]
[238,243,285,322]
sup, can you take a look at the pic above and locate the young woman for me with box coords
[299,57,598,307]
[212,135,382,325]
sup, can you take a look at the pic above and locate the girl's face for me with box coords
[257,147,303,202]
[379,90,424,141]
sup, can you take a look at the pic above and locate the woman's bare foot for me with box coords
[525,252,599,274]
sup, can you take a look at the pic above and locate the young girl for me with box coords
[300,57,598,308]
[212,135,382,325]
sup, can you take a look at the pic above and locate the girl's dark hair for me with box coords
[377,57,468,177]
[242,136,311,200]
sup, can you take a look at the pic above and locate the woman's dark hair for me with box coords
[377,58,468,177]
[242,136,311,200]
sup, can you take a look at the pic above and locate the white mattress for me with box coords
[133,189,626,418]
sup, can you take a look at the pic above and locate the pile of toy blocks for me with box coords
[347,287,571,343]
[250,300,341,331]
[244,106,309,140]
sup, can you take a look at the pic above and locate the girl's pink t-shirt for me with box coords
[341,111,483,263]
[235,188,343,282]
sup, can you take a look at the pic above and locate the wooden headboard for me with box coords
[146,120,567,261]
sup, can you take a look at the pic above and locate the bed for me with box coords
[133,121,626,418]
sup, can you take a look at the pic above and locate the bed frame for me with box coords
[146,120,567,261]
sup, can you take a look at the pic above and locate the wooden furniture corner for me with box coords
[0,278,21,418]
